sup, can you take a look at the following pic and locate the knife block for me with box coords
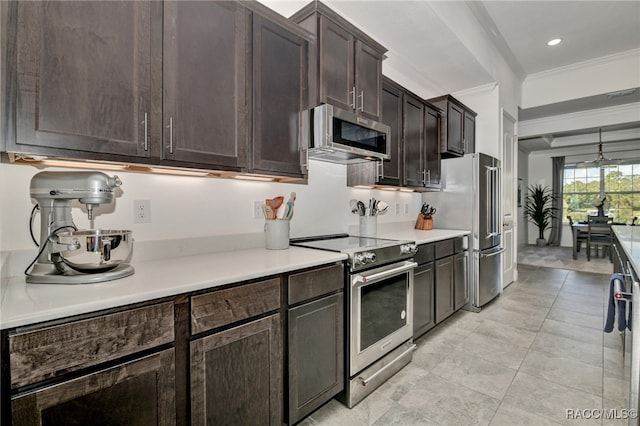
[415,214,433,230]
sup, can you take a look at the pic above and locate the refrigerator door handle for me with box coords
[480,247,505,258]
[484,165,500,240]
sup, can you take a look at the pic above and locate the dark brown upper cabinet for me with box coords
[423,103,442,187]
[428,94,477,158]
[251,14,309,177]
[162,1,249,170]
[379,78,403,186]
[291,1,386,121]
[7,0,310,178]
[9,1,157,161]
[402,93,425,188]
[378,77,441,190]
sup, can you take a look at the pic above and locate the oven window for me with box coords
[360,273,408,351]
[333,118,387,154]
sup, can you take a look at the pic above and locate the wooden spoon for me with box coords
[271,196,284,212]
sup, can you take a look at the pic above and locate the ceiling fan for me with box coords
[576,128,620,168]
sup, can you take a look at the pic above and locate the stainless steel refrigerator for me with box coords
[426,152,503,311]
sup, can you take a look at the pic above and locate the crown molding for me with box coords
[519,103,640,138]
[525,49,640,82]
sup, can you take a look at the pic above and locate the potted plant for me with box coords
[525,184,556,246]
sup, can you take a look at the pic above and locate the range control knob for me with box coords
[363,252,376,264]
[354,252,376,266]
[400,243,418,255]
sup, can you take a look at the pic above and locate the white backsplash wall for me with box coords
[0,159,422,253]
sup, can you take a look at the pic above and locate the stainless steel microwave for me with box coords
[304,104,391,164]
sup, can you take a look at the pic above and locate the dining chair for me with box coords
[568,216,587,255]
[587,215,613,261]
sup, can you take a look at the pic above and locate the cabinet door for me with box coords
[435,256,455,323]
[288,292,344,424]
[463,112,476,154]
[424,105,441,186]
[379,80,402,185]
[318,16,354,112]
[354,40,382,121]
[445,102,464,156]
[402,94,425,187]
[163,1,248,168]
[12,1,154,159]
[454,251,469,310]
[252,14,308,176]
[12,349,176,426]
[191,314,282,426]
[413,262,435,339]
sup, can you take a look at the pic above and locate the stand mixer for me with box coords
[26,171,134,284]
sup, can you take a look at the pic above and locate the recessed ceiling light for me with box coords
[547,38,562,46]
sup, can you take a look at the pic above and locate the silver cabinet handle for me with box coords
[143,112,148,151]
[349,87,356,110]
[421,169,430,186]
[358,90,364,111]
[167,117,174,154]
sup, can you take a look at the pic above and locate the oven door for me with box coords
[350,260,416,375]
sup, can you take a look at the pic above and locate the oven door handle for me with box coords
[352,261,417,286]
[359,343,417,386]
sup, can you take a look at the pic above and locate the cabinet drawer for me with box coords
[454,236,468,253]
[12,349,176,425]
[288,263,344,305]
[191,278,281,334]
[435,239,454,259]
[10,302,175,388]
[414,243,435,265]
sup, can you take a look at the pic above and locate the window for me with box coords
[563,164,640,224]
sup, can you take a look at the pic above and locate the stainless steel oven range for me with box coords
[290,234,418,407]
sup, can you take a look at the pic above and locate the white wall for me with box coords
[0,160,423,252]
[522,49,640,108]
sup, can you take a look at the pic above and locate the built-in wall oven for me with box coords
[291,234,417,407]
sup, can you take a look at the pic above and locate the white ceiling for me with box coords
[259,0,640,151]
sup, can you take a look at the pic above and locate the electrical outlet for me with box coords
[395,203,401,215]
[404,203,409,214]
[254,201,264,219]
[134,200,151,224]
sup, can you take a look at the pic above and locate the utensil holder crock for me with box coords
[265,219,290,250]
[359,216,377,237]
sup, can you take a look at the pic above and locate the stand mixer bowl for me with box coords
[57,230,133,273]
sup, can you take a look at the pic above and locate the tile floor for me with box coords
[300,264,632,425]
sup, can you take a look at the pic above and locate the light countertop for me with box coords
[1,225,470,330]
[0,247,346,330]
[613,225,640,275]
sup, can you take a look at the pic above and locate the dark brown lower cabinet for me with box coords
[435,256,455,324]
[288,292,344,423]
[413,261,435,339]
[11,349,176,426]
[190,314,282,426]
